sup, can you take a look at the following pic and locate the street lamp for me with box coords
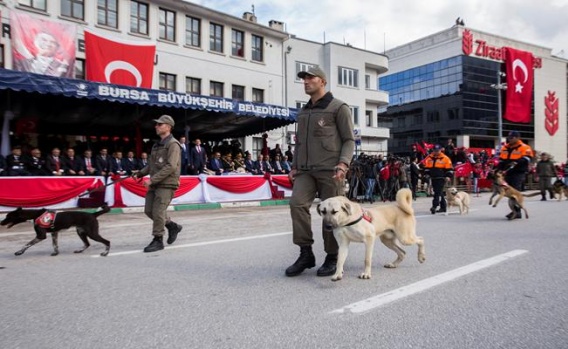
[490,71,507,154]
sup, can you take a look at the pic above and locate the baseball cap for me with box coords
[508,130,520,138]
[297,66,327,81]
[433,144,443,151]
[153,114,175,127]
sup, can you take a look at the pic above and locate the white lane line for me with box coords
[330,249,528,314]
[92,231,292,257]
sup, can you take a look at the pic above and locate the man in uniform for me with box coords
[423,144,454,214]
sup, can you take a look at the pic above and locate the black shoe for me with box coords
[540,197,546,201]
[506,212,514,220]
[436,208,446,213]
[430,207,436,214]
[166,221,182,245]
[143,236,164,253]
[514,212,522,219]
[317,254,338,276]
[285,246,316,277]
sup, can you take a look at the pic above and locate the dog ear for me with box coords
[316,204,322,216]
[342,202,352,216]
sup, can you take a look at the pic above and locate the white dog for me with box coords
[446,187,471,215]
[317,188,425,281]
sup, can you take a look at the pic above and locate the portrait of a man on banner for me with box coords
[10,11,76,78]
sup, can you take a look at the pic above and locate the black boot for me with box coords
[541,194,546,201]
[285,246,315,277]
[166,221,182,245]
[143,236,164,253]
[317,253,338,276]
[549,190,555,200]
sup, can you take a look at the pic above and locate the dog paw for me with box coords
[50,252,59,256]
[492,204,497,208]
[73,250,84,254]
[358,273,372,279]
[14,250,24,256]
[331,274,343,282]
[384,263,397,268]
[418,254,426,263]
[100,251,109,257]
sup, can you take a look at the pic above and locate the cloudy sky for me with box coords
[194,0,568,57]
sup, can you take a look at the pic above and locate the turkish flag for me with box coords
[84,30,156,88]
[454,162,472,178]
[503,47,534,123]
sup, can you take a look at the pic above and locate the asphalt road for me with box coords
[1,193,567,349]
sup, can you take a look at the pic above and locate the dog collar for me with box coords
[344,210,373,226]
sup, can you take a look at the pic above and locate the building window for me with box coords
[74,58,85,79]
[350,106,359,125]
[210,23,223,53]
[251,35,263,62]
[426,111,440,122]
[252,137,263,156]
[232,85,245,100]
[365,75,371,89]
[185,16,200,47]
[186,77,201,94]
[97,0,118,28]
[252,88,264,103]
[159,72,176,91]
[231,29,244,57]
[61,0,84,20]
[210,81,224,97]
[0,45,4,68]
[448,108,459,120]
[130,1,149,35]
[158,8,176,42]
[295,62,316,81]
[365,110,372,127]
[19,0,47,11]
[339,67,358,87]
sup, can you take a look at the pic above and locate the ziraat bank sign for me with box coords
[462,29,542,68]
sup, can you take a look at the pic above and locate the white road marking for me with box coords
[92,231,292,257]
[330,249,528,314]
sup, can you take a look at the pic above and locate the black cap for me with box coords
[508,131,520,138]
[433,144,443,151]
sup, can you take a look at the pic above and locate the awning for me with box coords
[0,68,297,140]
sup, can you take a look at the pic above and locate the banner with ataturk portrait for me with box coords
[10,11,76,78]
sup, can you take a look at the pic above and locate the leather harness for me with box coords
[344,209,373,227]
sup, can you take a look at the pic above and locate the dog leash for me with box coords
[78,174,138,197]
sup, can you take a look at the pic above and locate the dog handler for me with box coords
[135,115,183,252]
[497,130,534,219]
[423,144,454,214]
[285,66,355,277]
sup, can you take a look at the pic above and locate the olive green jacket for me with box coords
[138,134,182,189]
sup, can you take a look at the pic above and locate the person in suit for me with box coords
[272,154,286,174]
[138,152,149,169]
[262,155,274,174]
[81,149,97,176]
[285,145,294,163]
[253,154,265,175]
[179,136,189,175]
[45,147,64,176]
[6,146,29,176]
[62,148,83,176]
[244,153,257,174]
[26,147,48,176]
[190,138,207,175]
[208,151,224,175]
[122,151,140,175]
[95,147,111,176]
[111,151,127,176]
[281,155,292,174]
[0,154,6,176]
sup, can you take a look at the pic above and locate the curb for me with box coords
[106,199,290,214]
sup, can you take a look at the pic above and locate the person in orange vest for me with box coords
[423,144,454,214]
[497,130,534,219]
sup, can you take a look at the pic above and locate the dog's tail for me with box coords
[396,188,414,216]
[522,192,541,198]
[93,203,111,218]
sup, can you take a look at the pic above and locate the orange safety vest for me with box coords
[499,141,532,161]
[423,153,453,170]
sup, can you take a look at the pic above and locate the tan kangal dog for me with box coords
[446,187,471,215]
[491,171,540,219]
[317,188,425,281]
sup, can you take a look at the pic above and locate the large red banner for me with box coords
[503,47,534,123]
[84,30,156,88]
[10,11,76,78]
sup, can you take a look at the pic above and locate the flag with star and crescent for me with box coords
[503,47,534,123]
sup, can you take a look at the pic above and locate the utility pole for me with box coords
[491,71,507,154]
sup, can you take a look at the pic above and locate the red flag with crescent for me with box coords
[503,47,534,123]
[84,30,156,88]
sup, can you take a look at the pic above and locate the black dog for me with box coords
[1,204,111,257]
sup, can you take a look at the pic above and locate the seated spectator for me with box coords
[272,154,286,174]
[138,152,149,169]
[95,147,111,176]
[262,155,274,174]
[62,148,83,176]
[253,154,265,175]
[45,147,64,176]
[222,153,235,172]
[281,155,292,174]
[233,153,245,172]
[122,151,139,175]
[0,154,5,176]
[111,151,127,176]
[6,145,29,176]
[208,152,224,175]
[81,149,98,176]
[26,148,49,176]
[244,152,257,174]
